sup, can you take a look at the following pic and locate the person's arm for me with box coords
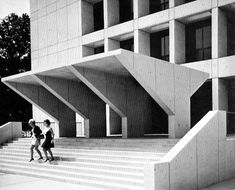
[50,128,54,141]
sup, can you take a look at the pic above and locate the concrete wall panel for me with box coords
[31,20,38,52]
[57,7,68,43]
[38,16,47,49]
[47,12,57,46]
[170,138,197,190]
[68,2,80,39]
[197,114,219,189]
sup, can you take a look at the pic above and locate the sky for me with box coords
[0,0,30,20]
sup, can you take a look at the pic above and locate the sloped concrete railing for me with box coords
[144,111,232,190]
[0,122,22,145]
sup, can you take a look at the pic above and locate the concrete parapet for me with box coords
[144,111,234,190]
[0,122,22,145]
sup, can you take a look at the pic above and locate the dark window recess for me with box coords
[191,81,212,127]
[150,30,169,61]
[150,0,169,14]
[120,38,134,51]
[185,0,195,3]
[227,13,235,56]
[94,46,104,54]
[94,1,104,31]
[186,19,211,62]
[119,0,133,23]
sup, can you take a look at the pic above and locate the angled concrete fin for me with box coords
[34,74,89,118]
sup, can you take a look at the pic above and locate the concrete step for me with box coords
[0,137,178,190]
[1,146,164,160]
[0,166,143,190]
[0,152,152,167]
[2,145,165,157]
[0,154,143,173]
[0,159,142,179]
[0,148,161,162]
[0,162,143,186]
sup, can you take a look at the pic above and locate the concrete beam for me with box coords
[34,75,106,138]
[67,65,153,138]
[5,81,76,137]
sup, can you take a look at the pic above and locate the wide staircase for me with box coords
[0,138,179,190]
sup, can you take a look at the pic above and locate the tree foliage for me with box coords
[0,13,32,125]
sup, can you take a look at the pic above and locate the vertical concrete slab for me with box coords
[104,0,119,27]
[212,8,227,59]
[144,162,170,190]
[196,113,219,189]
[169,138,197,190]
[134,30,150,56]
[134,0,149,18]
[170,20,185,64]
[212,78,228,111]
[67,1,80,39]
[82,0,94,35]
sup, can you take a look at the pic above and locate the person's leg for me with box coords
[35,144,43,159]
[29,145,34,162]
[48,148,54,161]
[43,148,49,162]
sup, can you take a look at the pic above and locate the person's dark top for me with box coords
[31,125,42,138]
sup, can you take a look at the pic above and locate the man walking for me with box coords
[28,119,43,162]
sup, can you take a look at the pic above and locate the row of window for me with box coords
[92,0,196,33]
[92,19,212,63]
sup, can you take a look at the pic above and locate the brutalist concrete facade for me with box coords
[3,0,235,138]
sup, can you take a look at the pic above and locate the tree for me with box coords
[0,13,32,126]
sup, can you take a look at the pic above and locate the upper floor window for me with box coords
[150,0,169,14]
[150,29,169,61]
[186,19,211,62]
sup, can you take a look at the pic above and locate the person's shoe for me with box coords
[29,158,34,162]
[50,158,54,161]
[38,157,43,160]
[44,158,49,162]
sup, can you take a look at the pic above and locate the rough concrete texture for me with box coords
[144,111,235,190]
[0,122,22,145]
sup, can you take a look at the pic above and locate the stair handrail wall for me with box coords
[144,110,233,190]
[0,122,22,145]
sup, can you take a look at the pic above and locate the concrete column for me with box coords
[104,38,120,52]
[104,0,119,28]
[169,20,185,64]
[212,8,227,59]
[104,35,121,136]
[82,46,94,57]
[174,0,185,7]
[133,0,149,18]
[134,30,150,56]
[212,78,228,111]
[81,0,94,35]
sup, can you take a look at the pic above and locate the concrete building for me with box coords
[2,0,235,189]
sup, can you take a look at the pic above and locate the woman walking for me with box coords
[28,119,43,162]
[41,119,55,162]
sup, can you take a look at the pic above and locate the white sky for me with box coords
[0,0,30,20]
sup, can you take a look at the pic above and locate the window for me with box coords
[186,19,211,62]
[120,38,134,51]
[150,0,169,14]
[94,46,104,54]
[161,35,169,61]
[150,30,169,61]
[119,0,133,23]
[195,25,211,60]
[160,0,169,10]
[94,1,104,31]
